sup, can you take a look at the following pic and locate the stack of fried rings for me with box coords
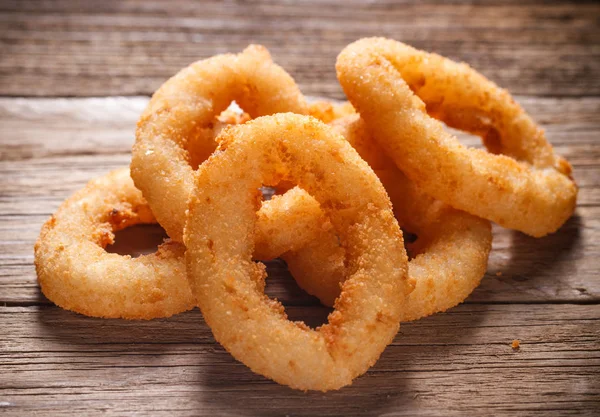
[34,39,577,391]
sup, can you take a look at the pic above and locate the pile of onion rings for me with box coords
[34,39,576,391]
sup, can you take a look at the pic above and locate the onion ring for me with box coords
[282,115,492,320]
[212,102,491,319]
[184,113,411,391]
[34,168,194,319]
[132,45,308,242]
[336,37,577,237]
[33,166,339,319]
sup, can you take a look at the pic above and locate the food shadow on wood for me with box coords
[473,212,585,302]
[194,308,489,416]
[34,305,203,351]
[507,212,583,278]
[31,302,490,415]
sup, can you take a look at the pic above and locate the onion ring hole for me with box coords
[106,224,169,258]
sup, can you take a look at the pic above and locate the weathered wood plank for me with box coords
[1,1,598,97]
[0,304,598,416]
[0,97,598,304]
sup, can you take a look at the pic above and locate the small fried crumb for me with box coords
[496,271,503,277]
[511,339,520,349]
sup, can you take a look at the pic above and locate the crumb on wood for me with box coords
[511,339,520,350]
[496,271,503,277]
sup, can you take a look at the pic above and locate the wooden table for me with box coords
[1,1,599,415]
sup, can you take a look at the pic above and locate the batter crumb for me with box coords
[511,339,520,349]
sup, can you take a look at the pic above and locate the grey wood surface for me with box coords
[1,1,599,98]
[0,1,599,416]
[2,304,598,416]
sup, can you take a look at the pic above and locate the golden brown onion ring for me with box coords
[132,45,308,242]
[185,113,412,391]
[282,115,492,320]
[34,168,193,319]
[336,37,577,237]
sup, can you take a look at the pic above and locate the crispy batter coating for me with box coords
[283,115,492,320]
[188,108,251,170]
[336,38,577,237]
[184,114,411,391]
[308,100,356,124]
[34,168,194,319]
[255,187,335,261]
[132,45,308,242]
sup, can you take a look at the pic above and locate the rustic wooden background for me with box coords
[1,1,599,415]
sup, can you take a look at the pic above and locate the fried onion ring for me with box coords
[336,37,577,237]
[34,168,194,319]
[184,113,411,391]
[132,45,308,242]
[281,115,492,320]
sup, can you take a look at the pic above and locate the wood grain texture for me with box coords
[1,0,599,97]
[1,304,599,416]
[1,1,599,415]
